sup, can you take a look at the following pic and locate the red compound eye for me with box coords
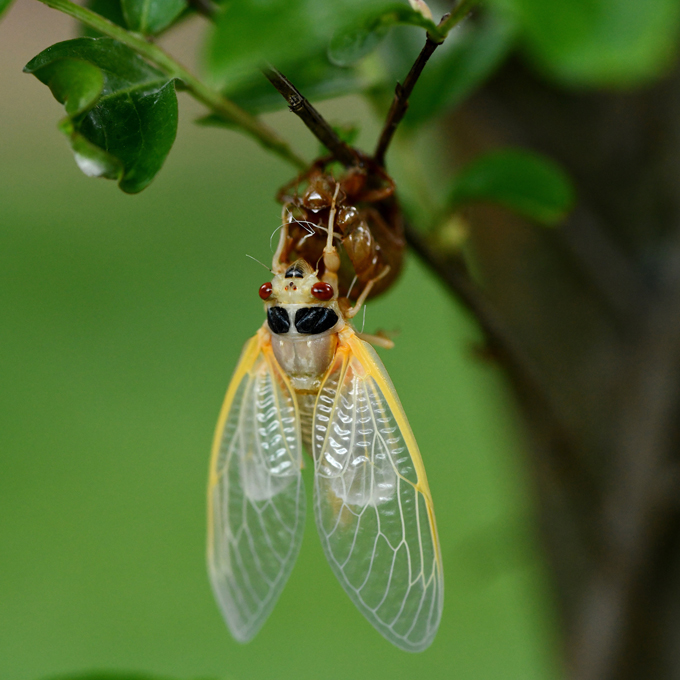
[311,281,334,301]
[259,282,272,300]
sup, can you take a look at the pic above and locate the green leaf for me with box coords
[329,24,388,68]
[121,0,188,35]
[0,0,15,21]
[60,118,124,181]
[489,0,680,86]
[405,12,516,127]
[207,0,331,89]
[223,53,359,115]
[25,38,178,193]
[31,58,105,116]
[80,0,127,37]
[328,4,437,67]
[207,0,433,89]
[82,0,189,36]
[448,148,575,224]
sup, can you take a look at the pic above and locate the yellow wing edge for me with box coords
[206,326,303,556]
[206,328,268,563]
[341,328,443,573]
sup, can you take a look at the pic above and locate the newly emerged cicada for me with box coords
[207,186,443,652]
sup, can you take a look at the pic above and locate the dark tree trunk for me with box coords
[448,57,680,680]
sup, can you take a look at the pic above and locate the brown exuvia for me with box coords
[276,154,405,300]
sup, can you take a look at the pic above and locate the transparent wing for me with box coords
[208,330,305,643]
[313,332,443,652]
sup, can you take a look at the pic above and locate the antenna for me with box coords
[245,254,273,273]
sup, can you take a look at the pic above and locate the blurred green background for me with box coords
[0,4,559,679]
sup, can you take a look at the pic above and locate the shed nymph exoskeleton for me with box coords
[276,154,406,301]
[207,187,443,652]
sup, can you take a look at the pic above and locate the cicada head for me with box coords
[259,259,336,305]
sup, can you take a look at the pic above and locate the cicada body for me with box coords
[207,197,442,652]
[277,155,405,300]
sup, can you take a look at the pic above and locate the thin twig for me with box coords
[263,66,358,167]
[374,1,478,166]
[34,0,307,170]
[373,35,442,166]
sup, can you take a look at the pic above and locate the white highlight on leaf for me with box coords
[73,152,109,178]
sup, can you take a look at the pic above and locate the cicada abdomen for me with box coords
[276,154,405,300]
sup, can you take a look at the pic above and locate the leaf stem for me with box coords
[34,0,307,170]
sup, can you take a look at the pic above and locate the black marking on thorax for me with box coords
[295,307,339,334]
[267,307,290,334]
[267,305,339,336]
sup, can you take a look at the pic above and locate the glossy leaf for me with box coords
[81,0,127,37]
[489,0,680,86]
[405,12,516,126]
[82,0,187,36]
[448,148,575,224]
[207,0,429,89]
[328,3,437,67]
[25,38,178,194]
[31,58,104,117]
[121,0,187,35]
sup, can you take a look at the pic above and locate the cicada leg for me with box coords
[321,183,342,294]
[321,182,393,323]
[344,266,391,319]
[355,331,395,350]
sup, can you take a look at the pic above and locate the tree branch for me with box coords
[403,221,564,423]
[570,242,680,680]
[373,35,442,166]
[374,1,478,166]
[34,0,307,170]
[262,66,358,167]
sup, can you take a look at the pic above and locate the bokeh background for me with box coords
[0,3,559,679]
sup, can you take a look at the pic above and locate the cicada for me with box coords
[207,187,443,652]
